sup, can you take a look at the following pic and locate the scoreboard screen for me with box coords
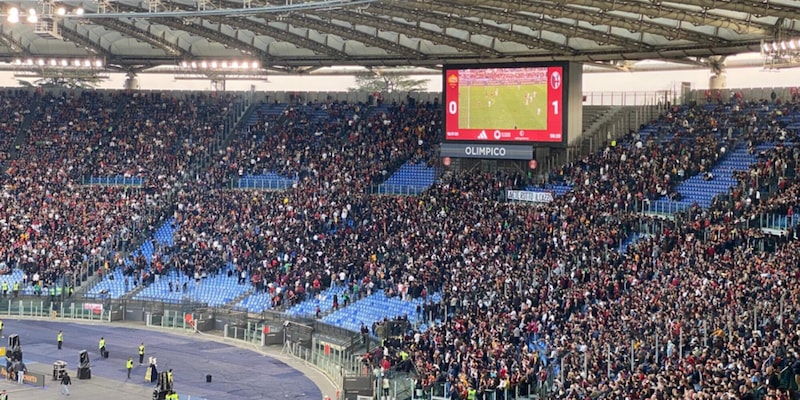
[443,63,568,144]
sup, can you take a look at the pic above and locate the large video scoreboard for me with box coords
[443,62,571,145]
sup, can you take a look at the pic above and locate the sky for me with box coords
[0,52,797,94]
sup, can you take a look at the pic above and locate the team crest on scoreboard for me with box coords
[447,73,459,88]
[550,71,562,90]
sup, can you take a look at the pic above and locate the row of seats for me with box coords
[134,268,249,308]
[657,144,758,209]
[235,291,272,314]
[379,162,436,194]
[85,219,177,299]
[243,102,287,129]
[320,292,442,334]
[283,286,351,318]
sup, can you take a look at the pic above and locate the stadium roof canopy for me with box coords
[0,0,795,74]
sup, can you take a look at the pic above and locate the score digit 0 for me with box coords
[448,100,458,115]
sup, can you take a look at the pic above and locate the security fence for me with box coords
[0,296,368,399]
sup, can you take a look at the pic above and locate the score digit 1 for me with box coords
[551,100,559,115]
[448,101,458,115]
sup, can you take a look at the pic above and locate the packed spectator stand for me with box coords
[0,90,244,300]
[0,88,799,400]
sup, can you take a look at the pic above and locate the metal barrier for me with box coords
[368,184,430,196]
[0,299,112,321]
[423,378,551,400]
[235,178,296,190]
[750,213,800,231]
[81,176,145,186]
[0,298,361,396]
[640,200,691,216]
[582,90,676,106]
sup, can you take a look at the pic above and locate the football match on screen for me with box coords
[457,67,549,131]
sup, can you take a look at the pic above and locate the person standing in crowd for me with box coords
[382,376,390,398]
[138,343,145,364]
[0,389,7,400]
[126,357,133,379]
[0,319,4,339]
[15,360,26,384]
[57,331,63,350]
[60,372,71,396]
[99,337,105,356]
[4,355,11,381]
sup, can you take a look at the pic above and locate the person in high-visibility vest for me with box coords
[126,357,133,379]
[99,337,106,355]
[1,282,7,297]
[138,343,145,364]
[467,387,476,400]
[11,282,18,298]
[57,331,63,350]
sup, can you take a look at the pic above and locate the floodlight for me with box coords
[7,7,19,23]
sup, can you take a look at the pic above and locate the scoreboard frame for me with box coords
[442,62,571,147]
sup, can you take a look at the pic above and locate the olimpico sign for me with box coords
[465,145,506,157]
[440,143,533,160]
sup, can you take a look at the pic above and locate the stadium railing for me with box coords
[422,368,556,400]
[368,184,429,196]
[582,90,676,106]
[749,213,800,231]
[640,200,692,216]
[81,176,145,186]
[233,177,296,190]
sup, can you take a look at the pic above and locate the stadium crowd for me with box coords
[1,89,800,400]
[224,99,440,188]
[0,90,242,299]
[0,90,31,165]
[143,96,800,399]
[126,98,441,304]
[22,91,239,186]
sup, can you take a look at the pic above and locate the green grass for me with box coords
[458,83,548,130]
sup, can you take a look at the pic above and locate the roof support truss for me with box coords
[56,23,114,60]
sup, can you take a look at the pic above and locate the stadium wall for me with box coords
[567,62,583,147]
